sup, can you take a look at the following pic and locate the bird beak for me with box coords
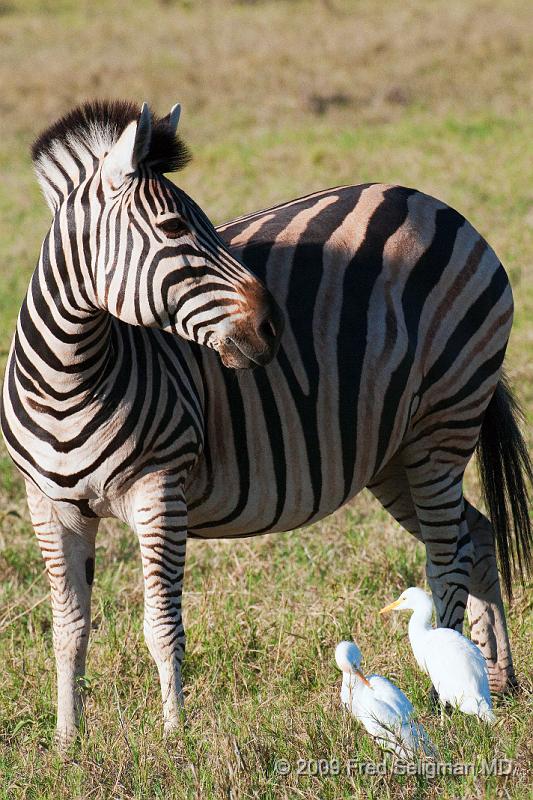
[379,598,402,614]
[353,668,372,687]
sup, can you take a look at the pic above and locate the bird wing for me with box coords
[355,692,402,738]
[347,677,437,760]
[405,719,439,760]
[367,675,414,722]
[424,629,491,705]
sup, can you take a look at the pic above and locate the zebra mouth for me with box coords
[214,300,283,370]
[218,337,256,370]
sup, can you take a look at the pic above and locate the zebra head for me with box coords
[32,100,283,369]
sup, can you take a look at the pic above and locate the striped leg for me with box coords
[367,455,420,538]
[399,457,472,631]
[26,484,98,748]
[134,489,188,732]
[370,461,518,691]
[465,501,517,691]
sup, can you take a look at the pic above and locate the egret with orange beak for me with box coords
[335,641,437,760]
[379,588,495,723]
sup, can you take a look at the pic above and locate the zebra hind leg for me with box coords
[377,443,472,632]
[370,460,518,693]
[367,455,421,542]
[465,500,518,692]
[370,444,473,632]
[369,460,452,709]
[25,482,98,749]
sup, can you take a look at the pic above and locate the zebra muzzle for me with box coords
[218,290,284,369]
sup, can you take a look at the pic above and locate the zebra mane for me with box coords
[31,99,191,212]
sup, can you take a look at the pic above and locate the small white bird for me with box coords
[335,640,437,760]
[379,587,495,724]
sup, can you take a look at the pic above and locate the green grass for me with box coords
[0,1,532,798]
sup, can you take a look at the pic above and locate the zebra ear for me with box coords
[102,102,152,191]
[160,103,181,136]
[166,103,181,134]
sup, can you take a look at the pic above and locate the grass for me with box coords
[0,0,532,797]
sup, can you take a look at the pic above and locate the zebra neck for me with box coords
[14,231,113,402]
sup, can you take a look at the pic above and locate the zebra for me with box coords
[1,100,531,748]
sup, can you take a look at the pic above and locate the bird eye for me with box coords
[158,217,189,239]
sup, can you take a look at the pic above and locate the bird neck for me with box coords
[342,672,366,697]
[408,602,433,666]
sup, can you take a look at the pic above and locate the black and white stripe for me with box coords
[1,100,530,745]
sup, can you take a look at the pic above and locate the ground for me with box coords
[0,1,532,798]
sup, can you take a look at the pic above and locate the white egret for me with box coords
[335,640,437,760]
[379,587,495,723]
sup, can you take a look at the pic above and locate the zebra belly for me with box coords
[185,343,411,538]
[186,446,370,540]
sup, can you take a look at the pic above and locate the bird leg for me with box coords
[429,685,453,715]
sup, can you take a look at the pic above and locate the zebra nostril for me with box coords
[258,318,277,344]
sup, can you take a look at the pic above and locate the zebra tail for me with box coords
[477,374,533,600]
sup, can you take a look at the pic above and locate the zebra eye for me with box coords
[158,217,189,239]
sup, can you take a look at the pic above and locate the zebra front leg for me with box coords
[26,483,98,749]
[465,501,517,692]
[134,490,188,733]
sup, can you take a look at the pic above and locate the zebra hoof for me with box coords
[163,713,186,736]
[488,667,519,695]
[54,725,78,752]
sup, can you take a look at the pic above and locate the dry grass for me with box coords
[0,1,532,798]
